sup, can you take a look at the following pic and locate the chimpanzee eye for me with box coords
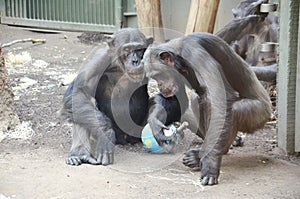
[123,48,130,57]
[135,49,146,57]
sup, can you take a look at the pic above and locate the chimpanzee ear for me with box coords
[146,36,154,46]
[232,8,238,18]
[104,34,115,48]
[159,51,174,67]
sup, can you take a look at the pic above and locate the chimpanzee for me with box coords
[142,32,272,185]
[59,28,186,166]
[216,0,278,82]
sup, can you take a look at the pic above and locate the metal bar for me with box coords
[1,0,121,32]
[109,0,113,25]
[115,0,122,28]
[43,0,47,20]
[88,0,91,24]
[37,0,40,19]
[61,0,64,21]
[49,0,53,20]
[95,0,99,24]
[75,0,79,22]
[70,0,73,22]
[1,17,119,32]
[55,0,59,21]
[40,0,44,20]
[0,0,5,18]
[66,0,69,21]
[91,0,96,24]
[19,0,22,18]
[3,0,9,17]
[15,0,19,17]
[28,0,31,19]
[81,0,85,23]
[11,0,15,17]
[23,0,27,18]
[32,0,36,19]
[56,0,59,21]
[100,0,104,24]
[47,0,51,20]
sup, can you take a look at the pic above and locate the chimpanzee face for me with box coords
[122,47,145,82]
[150,72,179,98]
[121,45,146,82]
[143,49,179,98]
[107,29,153,83]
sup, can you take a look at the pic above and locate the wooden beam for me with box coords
[135,0,164,42]
[185,0,220,34]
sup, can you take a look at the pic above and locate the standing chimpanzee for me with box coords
[59,28,186,166]
[216,0,278,82]
[142,32,272,185]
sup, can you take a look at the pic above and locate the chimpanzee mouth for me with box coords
[127,72,145,82]
[161,88,175,98]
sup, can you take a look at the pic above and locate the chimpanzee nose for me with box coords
[132,56,139,66]
[133,59,138,65]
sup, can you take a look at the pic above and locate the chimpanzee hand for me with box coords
[148,117,176,145]
[200,154,222,186]
[182,148,201,168]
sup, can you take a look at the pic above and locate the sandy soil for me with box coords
[0,25,300,199]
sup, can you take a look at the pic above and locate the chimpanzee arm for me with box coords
[216,15,265,45]
[148,91,188,142]
[216,0,268,45]
[60,47,116,166]
[251,64,277,82]
[60,47,112,120]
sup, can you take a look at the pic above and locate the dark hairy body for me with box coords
[142,32,272,185]
[59,28,185,166]
[216,0,278,83]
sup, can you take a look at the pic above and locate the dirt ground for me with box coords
[0,25,300,199]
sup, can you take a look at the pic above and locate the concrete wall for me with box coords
[158,0,242,40]
[214,0,242,33]
[277,0,299,153]
[159,0,242,35]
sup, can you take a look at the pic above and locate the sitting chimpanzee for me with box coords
[142,32,271,185]
[59,28,187,166]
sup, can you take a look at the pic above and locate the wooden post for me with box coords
[185,0,220,34]
[135,0,164,42]
[0,47,20,132]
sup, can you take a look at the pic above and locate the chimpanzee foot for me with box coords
[199,154,221,186]
[232,133,244,147]
[200,175,218,186]
[182,148,201,168]
[95,139,115,166]
[96,151,114,166]
[66,155,98,166]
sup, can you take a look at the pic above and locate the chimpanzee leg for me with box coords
[114,127,142,145]
[93,126,115,166]
[66,124,98,166]
[182,92,208,168]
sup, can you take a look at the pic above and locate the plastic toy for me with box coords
[141,122,188,153]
